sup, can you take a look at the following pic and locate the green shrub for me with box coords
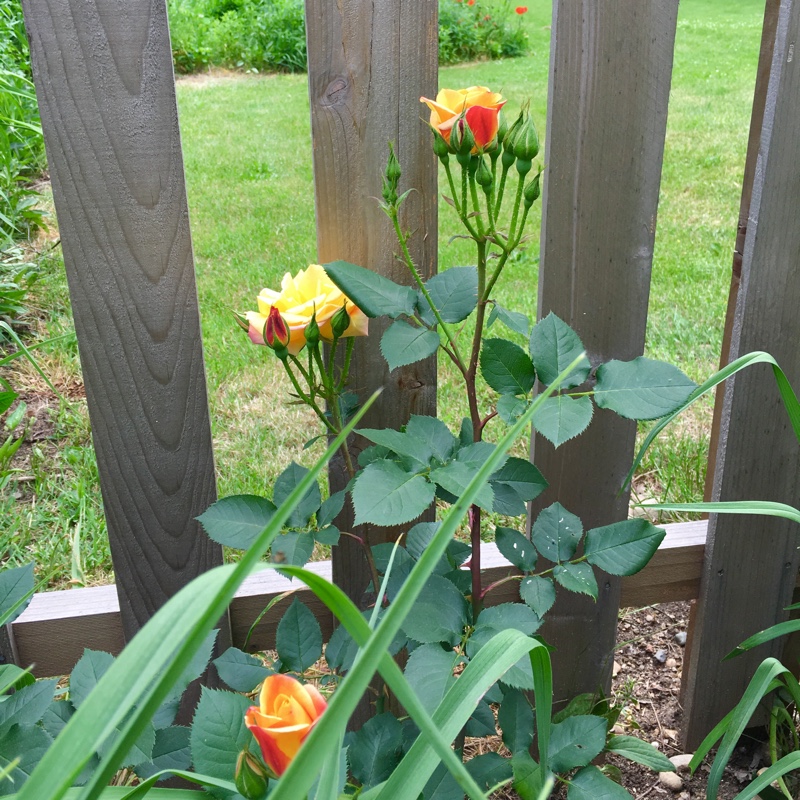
[167,0,529,74]
[438,0,528,65]
[0,0,47,244]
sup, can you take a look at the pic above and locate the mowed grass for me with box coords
[2,0,765,583]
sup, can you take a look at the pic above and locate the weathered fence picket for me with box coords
[305,0,439,607]
[531,0,679,701]
[681,0,800,748]
[20,0,228,646]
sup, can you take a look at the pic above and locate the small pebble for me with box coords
[670,753,694,770]
[645,614,655,623]
[666,657,678,669]
[659,771,683,791]
[612,660,622,676]
[664,728,678,741]
[612,723,625,735]
[679,792,691,800]
[651,740,661,749]
[654,648,668,663]
[674,631,688,646]
[645,644,654,654]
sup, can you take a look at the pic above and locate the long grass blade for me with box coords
[730,753,800,800]
[725,619,800,660]
[623,351,800,491]
[640,500,800,525]
[270,354,586,800]
[17,393,379,800]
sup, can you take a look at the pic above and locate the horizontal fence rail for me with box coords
[11,520,712,678]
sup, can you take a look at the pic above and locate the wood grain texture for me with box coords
[13,522,711,677]
[305,0,438,606]
[704,0,779,499]
[531,0,679,700]
[21,0,226,641]
[682,0,800,749]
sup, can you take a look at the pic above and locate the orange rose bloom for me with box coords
[245,674,328,776]
[420,86,506,150]
[245,264,369,356]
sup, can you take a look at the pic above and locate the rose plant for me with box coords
[5,84,800,800]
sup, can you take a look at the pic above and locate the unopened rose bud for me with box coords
[330,303,352,339]
[503,109,524,151]
[235,750,270,800]
[304,311,321,348]
[516,158,533,177]
[496,109,509,147]
[451,115,476,157]
[264,306,290,350]
[475,156,492,188]
[513,114,539,161]
[431,128,451,159]
[382,142,402,205]
[523,170,541,207]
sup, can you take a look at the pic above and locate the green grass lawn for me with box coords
[2,0,766,585]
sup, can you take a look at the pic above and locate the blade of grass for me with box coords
[270,354,586,800]
[623,351,800,491]
[17,392,379,800]
[640,500,800,525]
[726,619,800,660]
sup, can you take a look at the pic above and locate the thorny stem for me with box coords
[390,209,468,375]
[469,505,482,621]
[337,337,355,392]
[283,357,336,434]
[468,170,486,239]
[494,158,512,217]
[444,158,479,239]
[507,169,527,246]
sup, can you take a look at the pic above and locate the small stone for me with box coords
[651,740,661,749]
[664,728,678,741]
[666,657,678,669]
[613,660,622,677]
[674,631,688,646]
[654,649,668,663]
[612,723,625,735]
[670,753,694,770]
[645,644,654,654]
[679,792,691,800]
[646,614,655,623]
[659,771,683,791]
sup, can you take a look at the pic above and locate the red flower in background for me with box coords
[515,6,528,13]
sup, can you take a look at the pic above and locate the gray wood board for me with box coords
[305,0,438,606]
[531,0,678,700]
[682,0,800,749]
[21,0,226,641]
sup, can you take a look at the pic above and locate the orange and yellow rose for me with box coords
[420,86,506,150]
[245,674,328,777]
[245,264,368,356]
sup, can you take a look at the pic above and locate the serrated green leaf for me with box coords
[405,522,440,561]
[0,666,33,696]
[405,416,458,463]
[421,266,478,324]
[314,525,340,545]
[606,735,675,772]
[551,693,596,724]
[481,339,536,396]
[357,428,433,468]
[553,563,598,599]
[270,530,315,567]
[190,687,252,786]
[402,575,468,646]
[548,715,607,773]
[98,721,156,769]
[213,647,271,693]
[422,761,462,800]
[511,752,545,800]
[430,461,494,512]
[488,304,530,336]
[0,563,34,626]
[0,725,52,795]
[0,679,56,734]
[40,700,73,741]
[69,650,115,708]
[381,321,440,371]
[477,604,542,636]
[495,527,537,572]
[585,519,666,576]
[464,701,496,738]
[594,357,697,420]
[531,502,583,563]
[497,394,529,425]
[0,392,16,417]
[196,494,277,550]
[466,752,513,791]
[519,576,556,618]
[324,260,417,319]
[276,597,323,672]
[274,462,322,528]
[532,394,593,447]
[317,491,346,528]
[530,313,590,388]
[490,457,548,517]
[498,689,534,754]
[348,712,403,789]
[352,460,435,526]
[134,726,192,782]
[568,765,632,800]
[404,645,459,710]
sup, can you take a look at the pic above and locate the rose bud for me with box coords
[330,302,352,339]
[524,170,542,207]
[234,750,270,800]
[513,114,540,161]
[304,310,321,348]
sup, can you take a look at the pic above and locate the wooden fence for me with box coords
[8,0,800,750]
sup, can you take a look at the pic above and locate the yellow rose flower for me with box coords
[420,86,506,149]
[245,264,368,356]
